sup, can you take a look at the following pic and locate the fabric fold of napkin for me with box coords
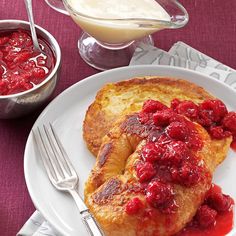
[17,41,236,236]
[17,211,59,236]
[130,41,236,89]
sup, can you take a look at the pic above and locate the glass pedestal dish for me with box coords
[51,0,189,70]
[44,0,69,15]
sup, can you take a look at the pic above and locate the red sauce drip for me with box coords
[0,29,55,95]
[176,184,234,236]
[177,209,234,236]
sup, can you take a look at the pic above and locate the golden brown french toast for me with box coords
[84,110,231,236]
[83,77,234,235]
[83,77,214,156]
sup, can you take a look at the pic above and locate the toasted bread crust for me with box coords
[83,77,214,156]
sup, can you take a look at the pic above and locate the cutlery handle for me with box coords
[69,189,105,236]
[82,211,105,236]
[24,0,41,51]
[69,189,89,213]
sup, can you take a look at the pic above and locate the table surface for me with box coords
[0,0,236,235]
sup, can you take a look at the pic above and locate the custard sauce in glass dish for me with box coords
[66,0,171,44]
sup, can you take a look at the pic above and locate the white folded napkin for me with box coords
[17,210,60,236]
[130,41,236,89]
[17,41,236,236]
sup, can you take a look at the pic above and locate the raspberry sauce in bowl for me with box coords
[0,20,61,119]
[0,29,55,95]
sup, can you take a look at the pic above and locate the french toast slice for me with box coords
[83,77,233,235]
[83,77,214,156]
[84,112,231,236]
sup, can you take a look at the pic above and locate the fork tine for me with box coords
[49,123,77,177]
[33,127,61,184]
[43,124,73,178]
[43,125,66,178]
[39,126,67,180]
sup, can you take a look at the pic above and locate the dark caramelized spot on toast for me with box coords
[121,114,161,140]
[93,178,121,204]
[121,114,148,137]
[98,143,113,167]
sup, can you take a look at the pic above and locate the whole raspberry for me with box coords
[141,142,164,163]
[171,98,181,111]
[142,100,168,113]
[177,162,201,186]
[198,113,213,127]
[176,100,199,119]
[209,126,231,139]
[162,141,188,165]
[136,162,156,183]
[166,121,189,141]
[222,112,236,133]
[199,99,228,124]
[196,205,217,228]
[125,197,144,215]
[207,192,233,213]
[153,109,175,127]
[146,180,174,208]
[138,111,151,124]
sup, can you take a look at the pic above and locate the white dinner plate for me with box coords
[24,65,236,236]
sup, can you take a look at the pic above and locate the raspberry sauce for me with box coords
[122,99,208,216]
[172,99,236,151]
[133,100,207,213]
[0,29,55,95]
[176,184,234,236]
[125,99,235,236]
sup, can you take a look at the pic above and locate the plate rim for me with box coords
[24,65,236,235]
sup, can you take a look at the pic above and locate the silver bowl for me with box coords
[0,19,61,119]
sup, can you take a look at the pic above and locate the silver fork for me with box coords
[33,123,104,236]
